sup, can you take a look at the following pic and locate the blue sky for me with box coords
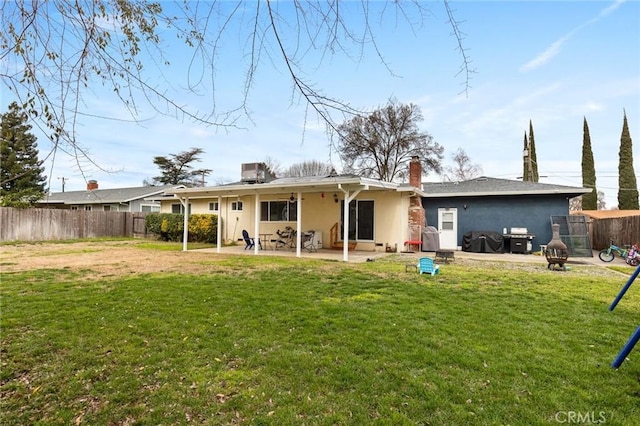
[5,0,639,209]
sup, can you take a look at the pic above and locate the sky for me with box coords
[3,0,639,209]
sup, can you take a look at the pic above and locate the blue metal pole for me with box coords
[612,326,640,369]
[609,265,640,311]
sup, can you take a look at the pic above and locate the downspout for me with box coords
[181,196,189,252]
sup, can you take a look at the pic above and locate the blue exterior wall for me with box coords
[423,194,571,251]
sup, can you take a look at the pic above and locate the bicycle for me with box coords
[599,240,630,263]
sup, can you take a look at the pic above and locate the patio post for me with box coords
[182,196,189,252]
[254,193,260,254]
[216,195,222,253]
[296,191,302,257]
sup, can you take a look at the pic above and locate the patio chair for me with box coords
[301,230,317,252]
[275,226,296,250]
[242,229,256,250]
[418,257,440,276]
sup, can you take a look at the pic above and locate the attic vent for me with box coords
[475,177,488,182]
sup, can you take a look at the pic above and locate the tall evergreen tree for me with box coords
[617,111,639,209]
[528,120,539,182]
[581,117,597,210]
[1,102,47,206]
[522,131,530,182]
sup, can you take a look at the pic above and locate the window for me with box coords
[209,202,219,211]
[341,200,374,240]
[84,205,92,211]
[141,204,160,213]
[260,201,297,222]
[231,201,243,211]
[171,203,191,214]
[103,205,111,211]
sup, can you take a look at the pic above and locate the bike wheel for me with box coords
[628,257,640,267]
[599,250,615,262]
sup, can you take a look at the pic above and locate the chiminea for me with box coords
[545,223,569,271]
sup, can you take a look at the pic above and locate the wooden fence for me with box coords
[589,215,640,250]
[0,207,149,242]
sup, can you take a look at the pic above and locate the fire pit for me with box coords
[545,223,569,271]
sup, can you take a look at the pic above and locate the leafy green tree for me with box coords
[0,102,47,206]
[336,98,443,182]
[152,148,206,186]
[617,111,639,209]
[581,117,597,210]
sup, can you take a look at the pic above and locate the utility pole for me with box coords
[58,176,67,192]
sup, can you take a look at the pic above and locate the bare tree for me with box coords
[283,160,335,178]
[442,148,482,182]
[1,1,471,175]
[262,156,283,178]
[336,98,443,182]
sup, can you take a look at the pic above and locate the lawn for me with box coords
[1,242,639,425]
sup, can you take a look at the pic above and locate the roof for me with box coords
[575,210,640,219]
[38,185,183,205]
[166,174,426,198]
[422,176,591,198]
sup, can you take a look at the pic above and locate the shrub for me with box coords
[145,213,218,243]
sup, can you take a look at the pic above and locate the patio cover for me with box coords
[165,174,426,262]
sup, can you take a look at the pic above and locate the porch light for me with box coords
[333,193,339,203]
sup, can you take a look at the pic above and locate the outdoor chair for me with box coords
[275,226,296,250]
[418,257,440,276]
[242,229,260,250]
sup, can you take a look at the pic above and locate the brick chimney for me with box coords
[409,156,422,189]
[87,180,98,190]
[408,156,426,235]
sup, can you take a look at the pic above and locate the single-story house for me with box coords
[161,160,592,260]
[422,177,592,252]
[37,180,184,212]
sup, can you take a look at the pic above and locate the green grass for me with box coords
[1,254,639,425]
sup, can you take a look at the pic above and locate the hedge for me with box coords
[145,213,219,243]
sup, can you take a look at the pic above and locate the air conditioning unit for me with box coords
[241,162,267,183]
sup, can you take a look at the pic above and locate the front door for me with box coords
[438,208,458,250]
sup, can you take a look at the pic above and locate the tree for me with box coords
[442,148,482,182]
[283,160,335,178]
[581,117,597,210]
[152,148,206,186]
[523,121,539,182]
[336,98,443,182]
[1,1,471,171]
[617,111,639,209]
[522,131,530,182]
[1,102,47,206]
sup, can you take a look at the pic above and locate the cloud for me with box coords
[520,0,626,72]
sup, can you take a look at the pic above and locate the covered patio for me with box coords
[165,173,425,262]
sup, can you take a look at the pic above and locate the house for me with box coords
[162,159,428,261]
[37,180,184,212]
[422,177,592,252]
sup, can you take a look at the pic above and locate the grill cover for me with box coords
[462,231,504,253]
[421,226,440,251]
